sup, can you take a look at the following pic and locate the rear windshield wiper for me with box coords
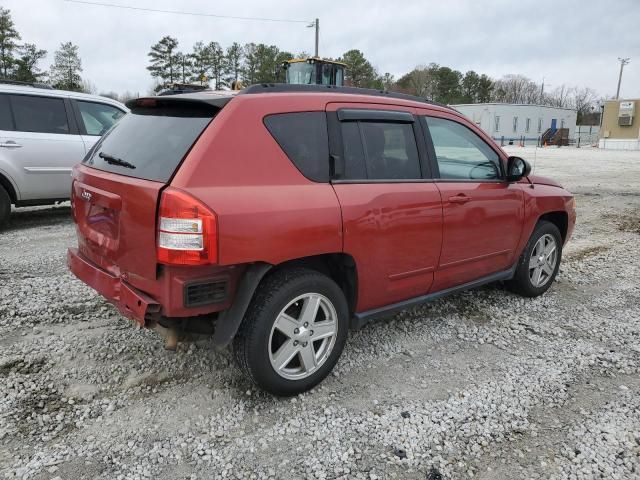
[98,151,136,169]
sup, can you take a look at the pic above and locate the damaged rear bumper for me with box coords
[67,247,160,326]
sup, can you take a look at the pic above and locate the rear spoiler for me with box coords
[126,93,235,111]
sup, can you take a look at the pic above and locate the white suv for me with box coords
[0,81,128,227]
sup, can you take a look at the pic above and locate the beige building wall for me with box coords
[600,99,640,139]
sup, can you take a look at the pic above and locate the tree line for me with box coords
[146,35,390,92]
[146,36,600,122]
[0,6,602,123]
[146,36,295,89]
[0,7,85,91]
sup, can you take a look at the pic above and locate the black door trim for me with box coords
[350,264,517,329]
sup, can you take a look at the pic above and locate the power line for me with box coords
[63,0,312,24]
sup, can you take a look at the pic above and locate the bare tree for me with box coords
[546,85,572,108]
[491,74,540,104]
[397,64,439,99]
[569,87,598,120]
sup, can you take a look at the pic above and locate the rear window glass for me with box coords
[84,103,215,182]
[264,112,329,182]
[11,95,69,134]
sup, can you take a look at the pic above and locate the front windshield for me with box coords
[286,62,316,84]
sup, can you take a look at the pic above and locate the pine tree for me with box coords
[339,50,377,88]
[205,41,224,89]
[253,44,280,83]
[242,43,259,85]
[224,42,243,84]
[174,52,192,84]
[190,42,209,85]
[147,36,179,88]
[49,42,83,91]
[13,43,47,82]
[0,7,21,78]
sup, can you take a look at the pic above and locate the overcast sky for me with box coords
[5,0,640,99]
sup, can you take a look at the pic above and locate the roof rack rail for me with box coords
[0,79,53,89]
[238,83,447,108]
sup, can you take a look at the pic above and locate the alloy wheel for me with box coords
[529,233,558,288]
[268,293,338,380]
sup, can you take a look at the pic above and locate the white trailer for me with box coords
[451,103,577,146]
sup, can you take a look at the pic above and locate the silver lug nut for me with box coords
[293,340,299,346]
[302,342,308,347]
[304,322,309,327]
[294,328,299,334]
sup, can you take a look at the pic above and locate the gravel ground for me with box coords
[1,146,639,480]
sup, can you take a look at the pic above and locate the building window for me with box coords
[561,119,565,129]
[513,116,518,133]
[494,115,500,132]
[537,118,542,133]
[525,118,531,133]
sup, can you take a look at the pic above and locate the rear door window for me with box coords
[84,102,216,182]
[77,101,126,136]
[0,94,13,130]
[340,121,421,180]
[264,112,329,182]
[10,95,70,134]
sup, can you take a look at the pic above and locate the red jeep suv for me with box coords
[68,85,576,395]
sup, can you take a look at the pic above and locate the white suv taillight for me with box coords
[157,188,217,265]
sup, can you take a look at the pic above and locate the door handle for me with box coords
[448,194,471,204]
[0,141,22,148]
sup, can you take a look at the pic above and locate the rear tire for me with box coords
[507,220,562,297]
[233,268,349,396]
[0,185,11,229]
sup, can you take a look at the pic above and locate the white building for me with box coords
[451,103,577,146]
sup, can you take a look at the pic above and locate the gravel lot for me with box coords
[1,146,639,480]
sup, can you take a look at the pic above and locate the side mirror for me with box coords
[506,156,531,182]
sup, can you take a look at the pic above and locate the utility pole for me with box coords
[314,18,319,57]
[616,57,630,99]
[307,18,319,57]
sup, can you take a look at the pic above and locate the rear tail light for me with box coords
[157,187,217,265]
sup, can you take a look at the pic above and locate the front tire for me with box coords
[0,185,11,229]
[233,268,349,396]
[508,220,562,297]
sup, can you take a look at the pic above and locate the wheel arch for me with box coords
[270,253,358,316]
[538,211,568,242]
[212,253,359,348]
[0,171,18,203]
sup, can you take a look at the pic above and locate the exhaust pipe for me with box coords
[151,323,180,351]
[164,328,179,351]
